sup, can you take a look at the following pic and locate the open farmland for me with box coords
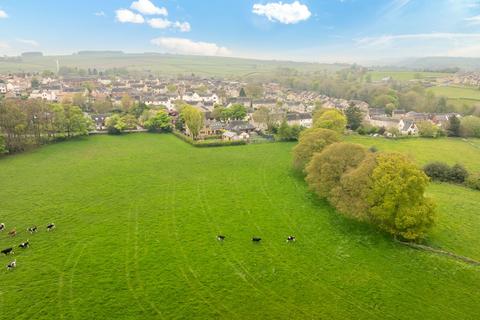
[0,134,479,319]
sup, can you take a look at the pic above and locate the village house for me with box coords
[398,119,419,135]
[286,112,313,128]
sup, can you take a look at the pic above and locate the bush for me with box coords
[172,131,246,148]
[423,162,452,182]
[0,135,7,155]
[423,162,468,184]
[466,172,480,190]
[449,164,469,184]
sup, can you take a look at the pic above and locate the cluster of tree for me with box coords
[105,114,138,134]
[275,121,304,141]
[423,161,479,191]
[293,128,436,240]
[211,104,247,121]
[0,98,93,153]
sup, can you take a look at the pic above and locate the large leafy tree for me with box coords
[142,110,172,133]
[345,105,363,130]
[181,105,204,140]
[313,109,347,133]
[447,115,461,137]
[367,153,436,240]
[460,116,480,137]
[292,128,340,172]
[305,142,368,199]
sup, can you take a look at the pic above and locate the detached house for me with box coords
[398,119,418,135]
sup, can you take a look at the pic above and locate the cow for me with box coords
[287,236,296,242]
[252,237,262,242]
[46,223,55,231]
[8,229,16,237]
[7,260,16,270]
[217,235,226,241]
[1,247,14,255]
[0,223,5,231]
[27,226,38,234]
[19,241,29,249]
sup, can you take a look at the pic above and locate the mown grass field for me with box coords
[0,134,479,319]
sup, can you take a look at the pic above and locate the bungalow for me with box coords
[202,120,225,136]
[225,120,256,133]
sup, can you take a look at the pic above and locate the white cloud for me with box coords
[174,21,191,32]
[148,18,172,29]
[147,18,190,32]
[465,15,480,25]
[252,1,311,24]
[116,9,145,24]
[356,33,480,47]
[131,0,167,16]
[16,39,39,47]
[94,11,106,17]
[151,37,231,56]
[0,10,8,19]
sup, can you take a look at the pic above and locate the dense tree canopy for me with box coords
[292,128,340,172]
[313,109,347,133]
[142,110,172,133]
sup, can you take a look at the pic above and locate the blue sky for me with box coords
[1,0,480,63]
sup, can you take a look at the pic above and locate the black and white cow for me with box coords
[7,260,16,270]
[287,236,296,242]
[252,237,262,242]
[1,247,14,255]
[0,223,5,231]
[27,226,38,234]
[19,241,29,249]
[46,223,55,231]
[217,235,226,241]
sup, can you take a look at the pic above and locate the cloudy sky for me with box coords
[1,0,480,63]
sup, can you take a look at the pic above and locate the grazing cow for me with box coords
[7,260,16,270]
[252,237,262,242]
[217,235,226,241]
[0,223,5,231]
[287,236,296,242]
[27,226,38,234]
[1,247,14,255]
[46,223,55,231]
[8,229,16,237]
[19,241,29,249]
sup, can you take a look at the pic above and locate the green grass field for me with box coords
[0,134,479,319]
[427,86,480,110]
[367,71,449,82]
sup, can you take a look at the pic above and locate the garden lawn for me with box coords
[0,134,479,319]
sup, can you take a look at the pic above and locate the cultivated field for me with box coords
[0,134,479,319]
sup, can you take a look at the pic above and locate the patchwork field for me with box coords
[428,86,480,110]
[0,134,479,319]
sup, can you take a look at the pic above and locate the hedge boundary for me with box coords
[172,131,247,148]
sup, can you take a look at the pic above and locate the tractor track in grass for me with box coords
[67,243,87,320]
[124,207,154,317]
[255,158,391,320]
[194,183,293,318]
[167,182,233,318]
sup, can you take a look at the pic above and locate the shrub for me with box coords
[292,128,341,172]
[0,135,7,155]
[423,162,468,184]
[466,172,480,190]
[423,162,452,182]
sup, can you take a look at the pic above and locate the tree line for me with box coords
[0,98,92,154]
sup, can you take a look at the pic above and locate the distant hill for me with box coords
[0,52,346,77]
[391,57,480,72]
